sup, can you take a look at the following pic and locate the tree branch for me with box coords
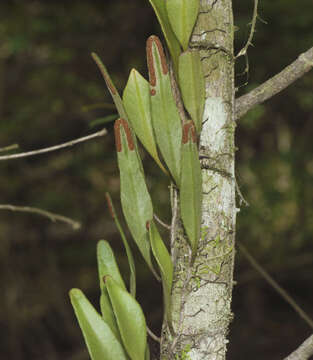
[0,204,81,229]
[0,143,19,153]
[283,334,313,360]
[235,46,313,120]
[0,128,107,161]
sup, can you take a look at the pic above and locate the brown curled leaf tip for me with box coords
[105,193,115,219]
[152,36,169,76]
[146,36,156,87]
[114,118,135,152]
[150,89,156,96]
[146,221,150,230]
[147,36,168,86]
[114,119,122,152]
[182,121,197,144]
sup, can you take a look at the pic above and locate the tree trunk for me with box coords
[160,1,236,359]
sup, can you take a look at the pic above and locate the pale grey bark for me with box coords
[160,1,236,359]
[235,46,313,120]
[283,334,313,360]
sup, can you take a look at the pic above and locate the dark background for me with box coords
[0,1,312,359]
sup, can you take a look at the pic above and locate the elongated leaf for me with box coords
[105,192,136,298]
[123,69,167,174]
[114,118,159,279]
[105,276,147,360]
[91,54,143,172]
[69,289,128,360]
[91,52,128,120]
[89,114,118,128]
[97,240,126,291]
[146,36,182,185]
[99,291,121,342]
[180,121,202,256]
[166,0,199,51]
[148,0,181,73]
[178,50,205,134]
[148,221,173,324]
[97,240,125,340]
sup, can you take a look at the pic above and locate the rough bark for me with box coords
[283,334,313,360]
[160,1,236,359]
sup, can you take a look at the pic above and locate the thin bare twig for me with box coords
[235,46,313,120]
[0,128,107,161]
[238,243,313,330]
[154,214,171,230]
[147,326,161,343]
[0,143,19,153]
[283,334,313,360]
[235,178,249,207]
[236,0,259,58]
[0,204,81,229]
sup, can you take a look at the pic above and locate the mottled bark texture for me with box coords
[160,1,236,359]
[284,334,313,360]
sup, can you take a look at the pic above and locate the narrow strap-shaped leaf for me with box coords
[178,50,205,134]
[105,192,136,298]
[97,240,126,340]
[114,118,159,280]
[123,69,167,174]
[69,289,128,360]
[180,121,202,256]
[91,53,144,174]
[105,276,147,360]
[97,240,126,291]
[91,52,128,120]
[146,35,182,186]
[99,291,121,342]
[148,0,181,73]
[89,114,118,128]
[148,221,173,325]
[166,0,199,51]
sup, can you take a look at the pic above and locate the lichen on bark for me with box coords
[160,1,236,359]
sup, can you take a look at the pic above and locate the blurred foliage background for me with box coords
[0,1,312,359]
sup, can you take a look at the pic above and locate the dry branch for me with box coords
[235,46,313,120]
[0,143,19,152]
[283,334,313,360]
[0,204,80,229]
[0,128,107,161]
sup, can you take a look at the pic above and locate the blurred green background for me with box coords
[0,1,312,359]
